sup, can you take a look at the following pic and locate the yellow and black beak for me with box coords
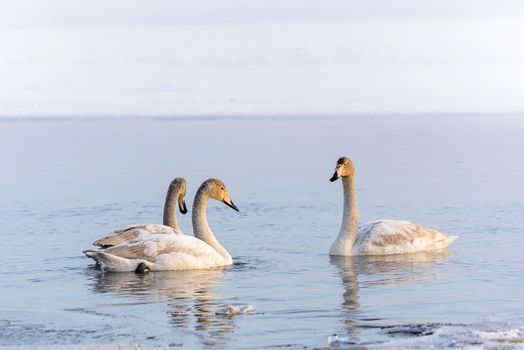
[222,199,239,212]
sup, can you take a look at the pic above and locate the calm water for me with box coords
[1,115,524,349]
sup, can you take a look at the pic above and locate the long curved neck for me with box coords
[163,187,182,234]
[192,190,231,261]
[336,175,359,249]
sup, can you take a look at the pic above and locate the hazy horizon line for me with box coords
[1,111,523,122]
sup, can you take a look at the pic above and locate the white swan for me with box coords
[84,178,239,271]
[329,157,457,256]
[92,177,188,248]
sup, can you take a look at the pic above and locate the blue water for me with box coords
[1,115,524,348]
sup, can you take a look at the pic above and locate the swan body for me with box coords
[329,157,457,256]
[85,230,230,271]
[93,178,188,248]
[330,219,457,256]
[84,178,239,271]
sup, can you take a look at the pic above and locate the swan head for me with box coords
[201,178,239,212]
[169,177,188,214]
[330,156,355,182]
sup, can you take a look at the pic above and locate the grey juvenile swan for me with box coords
[329,157,457,256]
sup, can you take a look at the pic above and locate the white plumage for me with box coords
[330,219,457,256]
[85,230,230,271]
[93,224,181,248]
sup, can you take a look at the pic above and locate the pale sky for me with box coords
[2,0,524,27]
[0,0,523,117]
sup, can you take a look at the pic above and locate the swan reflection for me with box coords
[330,250,451,340]
[90,267,234,346]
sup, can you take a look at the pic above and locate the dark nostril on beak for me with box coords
[330,172,339,182]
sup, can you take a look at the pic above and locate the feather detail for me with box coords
[85,230,231,271]
[354,220,457,255]
[93,224,180,248]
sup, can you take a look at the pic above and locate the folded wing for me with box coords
[357,220,457,255]
[93,224,179,248]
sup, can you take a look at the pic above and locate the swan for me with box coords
[92,177,188,248]
[84,178,239,271]
[329,157,457,256]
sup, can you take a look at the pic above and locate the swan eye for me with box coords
[220,187,224,190]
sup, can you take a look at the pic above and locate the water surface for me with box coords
[1,115,524,348]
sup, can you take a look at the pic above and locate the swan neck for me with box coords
[163,186,182,234]
[338,175,359,246]
[192,190,231,261]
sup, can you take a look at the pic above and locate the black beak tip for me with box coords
[330,173,339,182]
[230,202,240,212]
[179,202,188,214]
[223,200,240,212]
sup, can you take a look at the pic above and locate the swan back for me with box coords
[355,220,457,255]
[94,224,179,248]
[85,230,230,271]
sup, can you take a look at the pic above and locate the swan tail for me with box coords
[446,235,458,245]
[436,234,458,249]
[83,250,146,272]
